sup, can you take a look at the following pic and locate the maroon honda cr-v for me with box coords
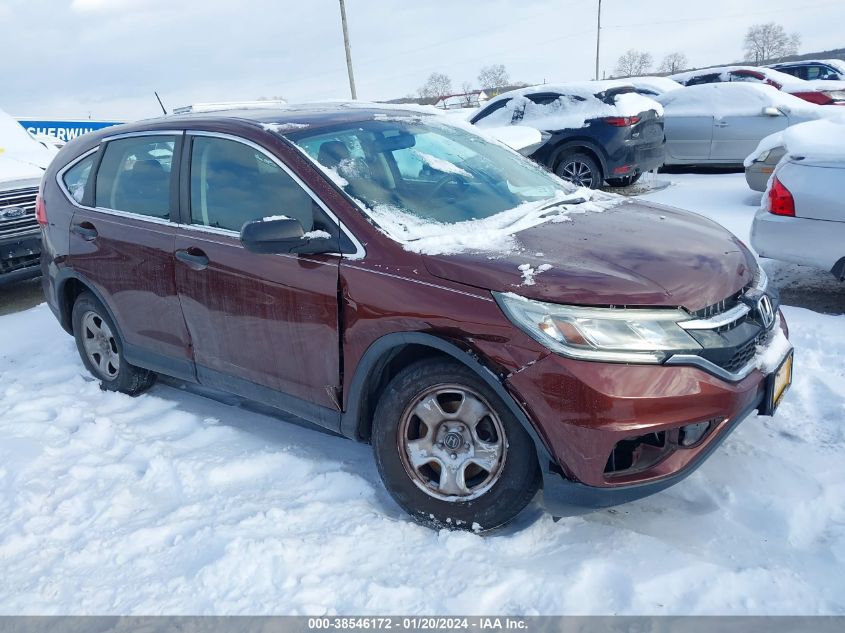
[38,104,793,531]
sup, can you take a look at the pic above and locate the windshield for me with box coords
[284,117,575,230]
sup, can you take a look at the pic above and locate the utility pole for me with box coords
[594,0,602,80]
[338,0,358,100]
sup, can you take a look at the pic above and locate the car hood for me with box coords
[0,155,45,185]
[422,201,755,312]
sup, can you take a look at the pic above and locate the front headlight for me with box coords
[752,264,768,292]
[494,292,701,363]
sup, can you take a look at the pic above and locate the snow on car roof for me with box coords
[669,65,807,89]
[770,58,845,74]
[610,76,684,95]
[656,82,821,118]
[474,80,663,131]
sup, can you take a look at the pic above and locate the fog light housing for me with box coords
[679,421,712,447]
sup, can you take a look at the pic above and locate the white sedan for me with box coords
[751,115,845,280]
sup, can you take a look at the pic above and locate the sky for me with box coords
[1,0,843,120]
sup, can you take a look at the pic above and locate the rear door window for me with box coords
[189,136,320,234]
[95,135,176,219]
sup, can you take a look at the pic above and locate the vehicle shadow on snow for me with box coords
[152,375,413,522]
[150,375,554,533]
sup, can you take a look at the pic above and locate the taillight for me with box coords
[768,177,795,217]
[791,91,834,105]
[35,191,48,225]
[604,116,641,127]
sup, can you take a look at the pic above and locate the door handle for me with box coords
[175,248,210,271]
[71,222,98,241]
[715,121,730,128]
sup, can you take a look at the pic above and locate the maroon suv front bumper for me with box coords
[504,319,789,514]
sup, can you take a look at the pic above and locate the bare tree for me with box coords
[477,64,510,94]
[615,49,653,77]
[460,81,475,107]
[418,72,453,100]
[658,52,688,75]
[744,23,800,63]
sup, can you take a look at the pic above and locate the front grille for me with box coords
[0,187,39,240]
[722,333,766,374]
[678,281,778,376]
[0,252,40,274]
[688,289,749,333]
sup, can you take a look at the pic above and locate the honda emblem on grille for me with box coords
[0,206,26,221]
[757,295,775,329]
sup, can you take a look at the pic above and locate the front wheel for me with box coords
[372,359,540,531]
[555,152,602,189]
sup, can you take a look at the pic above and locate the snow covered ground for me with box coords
[0,173,844,615]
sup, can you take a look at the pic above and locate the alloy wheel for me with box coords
[397,384,507,501]
[560,160,595,188]
[81,311,120,379]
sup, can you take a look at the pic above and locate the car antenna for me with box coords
[154,91,168,115]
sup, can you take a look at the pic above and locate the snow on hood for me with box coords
[746,113,845,166]
[0,155,45,183]
[473,81,663,132]
[423,200,756,311]
[0,107,56,174]
[657,83,822,119]
[482,126,542,151]
[365,189,620,256]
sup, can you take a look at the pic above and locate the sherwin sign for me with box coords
[17,119,123,142]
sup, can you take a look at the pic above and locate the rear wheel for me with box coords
[555,152,602,189]
[605,173,642,188]
[372,359,540,531]
[72,292,156,395]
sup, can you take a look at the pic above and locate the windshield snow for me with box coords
[284,117,580,240]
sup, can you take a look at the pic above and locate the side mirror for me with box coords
[240,217,335,255]
[762,106,783,117]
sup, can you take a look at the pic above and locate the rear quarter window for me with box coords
[61,154,96,203]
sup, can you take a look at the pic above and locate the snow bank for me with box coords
[657,83,821,118]
[1,299,844,615]
[474,81,663,131]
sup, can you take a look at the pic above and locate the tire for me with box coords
[606,173,642,188]
[555,152,602,189]
[71,291,156,396]
[372,358,540,531]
